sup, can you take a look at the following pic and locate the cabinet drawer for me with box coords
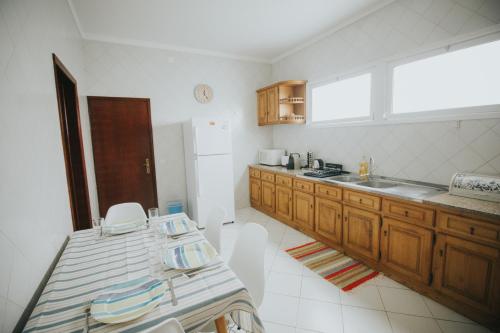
[343,189,381,211]
[261,171,275,183]
[249,167,261,178]
[276,174,292,187]
[293,178,315,193]
[437,212,500,245]
[315,184,342,201]
[383,199,435,227]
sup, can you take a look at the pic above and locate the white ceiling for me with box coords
[69,0,392,63]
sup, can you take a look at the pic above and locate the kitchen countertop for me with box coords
[250,164,500,219]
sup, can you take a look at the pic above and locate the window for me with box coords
[392,39,500,115]
[311,73,372,123]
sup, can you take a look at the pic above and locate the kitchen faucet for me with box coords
[368,156,375,178]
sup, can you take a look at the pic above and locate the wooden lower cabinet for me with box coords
[249,178,261,208]
[276,185,293,222]
[380,218,433,283]
[261,181,275,214]
[433,234,500,313]
[343,205,380,261]
[293,190,314,231]
[315,197,342,245]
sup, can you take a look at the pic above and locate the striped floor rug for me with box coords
[286,241,379,291]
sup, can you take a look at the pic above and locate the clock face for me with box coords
[194,84,213,104]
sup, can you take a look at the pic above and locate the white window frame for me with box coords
[307,68,375,126]
[386,31,500,122]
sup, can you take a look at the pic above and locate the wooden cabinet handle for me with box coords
[439,249,444,256]
[358,198,362,203]
[470,226,475,235]
[337,214,341,220]
[383,230,387,236]
[404,210,409,217]
[326,190,330,194]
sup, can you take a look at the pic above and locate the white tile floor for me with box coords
[220,207,492,333]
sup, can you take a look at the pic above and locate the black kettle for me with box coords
[287,153,300,170]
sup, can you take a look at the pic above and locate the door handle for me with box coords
[144,158,151,174]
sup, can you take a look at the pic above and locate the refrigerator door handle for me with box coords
[193,126,199,155]
[194,158,201,198]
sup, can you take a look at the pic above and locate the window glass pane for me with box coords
[393,39,500,114]
[311,73,371,122]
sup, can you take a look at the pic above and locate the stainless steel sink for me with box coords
[327,175,361,182]
[356,180,398,188]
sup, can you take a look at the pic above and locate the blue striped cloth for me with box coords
[24,213,265,333]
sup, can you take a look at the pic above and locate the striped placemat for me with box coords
[286,241,379,291]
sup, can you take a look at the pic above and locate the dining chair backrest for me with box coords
[228,223,268,308]
[205,205,226,253]
[145,318,185,333]
[104,202,147,225]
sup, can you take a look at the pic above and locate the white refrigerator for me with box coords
[183,118,235,228]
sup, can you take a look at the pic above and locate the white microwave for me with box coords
[258,149,286,166]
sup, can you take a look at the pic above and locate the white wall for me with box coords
[82,41,273,213]
[272,0,500,185]
[0,0,86,331]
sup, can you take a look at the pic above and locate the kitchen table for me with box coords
[23,214,264,333]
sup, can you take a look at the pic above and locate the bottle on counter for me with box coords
[359,156,369,180]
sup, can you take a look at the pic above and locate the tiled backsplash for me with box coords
[273,119,500,185]
[272,0,500,185]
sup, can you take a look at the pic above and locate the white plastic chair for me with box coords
[104,202,147,225]
[228,223,268,308]
[145,318,185,333]
[205,205,226,253]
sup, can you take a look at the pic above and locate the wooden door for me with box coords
[267,87,279,124]
[343,206,380,261]
[381,218,433,283]
[250,178,261,208]
[257,90,267,126]
[261,181,275,214]
[315,197,342,245]
[294,191,314,231]
[276,185,293,222]
[88,97,158,216]
[53,54,92,231]
[433,234,500,313]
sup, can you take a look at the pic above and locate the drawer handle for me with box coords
[470,226,475,235]
[358,198,362,203]
[326,190,330,194]
[404,210,409,217]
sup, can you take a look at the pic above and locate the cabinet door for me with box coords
[293,191,314,231]
[250,178,261,208]
[267,87,279,124]
[315,197,342,245]
[343,206,380,261]
[276,185,293,222]
[257,90,267,126]
[433,234,500,313]
[381,218,433,283]
[261,181,275,214]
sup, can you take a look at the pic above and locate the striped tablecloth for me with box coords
[24,215,264,333]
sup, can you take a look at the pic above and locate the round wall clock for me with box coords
[194,84,213,104]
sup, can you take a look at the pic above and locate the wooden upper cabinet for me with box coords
[257,90,267,126]
[433,234,500,313]
[256,80,306,126]
[250,177,261,208]
[343,205,381,261]
[294,190,315,231]
[267,86,279,124]
[261,180,276,214]
[276,185,293,222]
[315,197,342,245]
[380,218,433,283]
